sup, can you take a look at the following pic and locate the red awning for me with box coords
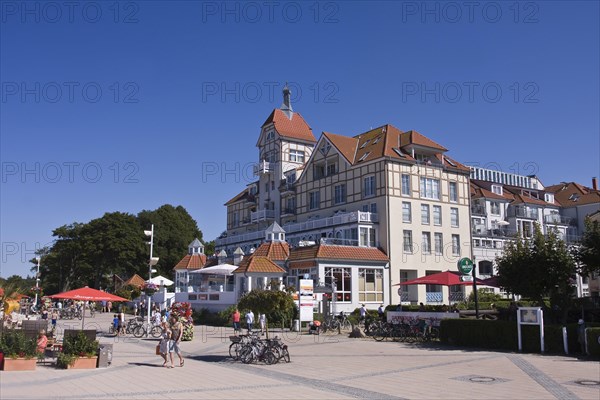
[393,270,486,286]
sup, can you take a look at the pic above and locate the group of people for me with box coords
[158,316,185,368]
[231,308,266,335]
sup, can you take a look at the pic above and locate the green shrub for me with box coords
[57,331,99,368]
[0,329,37,359]
[440,319,600,354]
[586,328,600,357]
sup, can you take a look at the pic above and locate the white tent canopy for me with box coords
[147,275,174,286]
[188,264,237,276]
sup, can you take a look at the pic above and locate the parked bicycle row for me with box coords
[229,333,290,365]
[368,320,440,342]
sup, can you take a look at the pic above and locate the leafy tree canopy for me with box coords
[496,224,577,322]
[237,289,296,327]
[30,204,206,294]
[576,217,600,276]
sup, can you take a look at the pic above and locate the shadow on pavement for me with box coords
[188,355,230,363]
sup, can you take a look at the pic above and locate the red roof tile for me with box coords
[233,256,286,274]
[400,130,448,151]
[289,245,388,262]
[253,242,290,261]
[173,253,207,270]
[262,109,316,143]
[123,274,145,288]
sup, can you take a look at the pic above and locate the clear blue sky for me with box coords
[1,1,599,278]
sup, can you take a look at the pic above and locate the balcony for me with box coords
[471,204,486,216]
[544,214,572,225]
[281,208,296,217]
[280,183,295,196]
[245,194,256,203]
[472,227,518,238]
[508,206,539,220]
[251,209,275,222]
[215,229,265,247]
[253,161,273,176]
[283,211,378,234]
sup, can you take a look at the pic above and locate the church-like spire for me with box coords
[281,83,293,119]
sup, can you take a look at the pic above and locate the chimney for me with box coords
[593,177,598,191]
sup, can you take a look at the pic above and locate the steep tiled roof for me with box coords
[173,253,207,270]
[253,242,290,261]
[400,130,448,151]
[545,182,600,207]
[233,256,286,274]
[288,245,388,262]
[225,188,252,205]
[123,274,145,288]
[322,131,358,163]
[470,180,512,201]
[262,109,316,143]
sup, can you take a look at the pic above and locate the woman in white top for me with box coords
[159,322,173,368]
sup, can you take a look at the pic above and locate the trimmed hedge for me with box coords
[440,319,600,354]
[587,328,600,357]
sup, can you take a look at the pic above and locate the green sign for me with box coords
[457,257,474,275]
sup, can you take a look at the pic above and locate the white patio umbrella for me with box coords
[146,275,174,286]
[188,264,237,276]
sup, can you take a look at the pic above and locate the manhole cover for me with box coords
[470,377,496,383]
[575,380,600,386]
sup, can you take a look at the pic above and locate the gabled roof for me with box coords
[400,130,448,151]
[545,182,600,207]
[173,253,207,270]
[123,274,145,288]
[233,256,286,274]
[322,132,358,163]
[189,238,203,248]
[265,221,285,234]
[261,109,316,143]
[253,241,290,261]
[225,188,251,205]
[288,244,388,263]
[470,180,512,201]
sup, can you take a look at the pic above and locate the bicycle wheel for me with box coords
[263,350,277,365]
[341,319,352,331]
[281,347,290,363]
[229,343,241,360]
[239,346,254,364]
[133,325,146,338]
[150,326,162,338]
[373,326,388,341]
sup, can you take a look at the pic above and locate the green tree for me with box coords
[237,289,295,334]
[84,212,147,288]
[496,224,577,322]
[576,217,600,276]
[137,205,203,276]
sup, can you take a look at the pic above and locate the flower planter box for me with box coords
[66,356,98,369]
[1,358,37,371]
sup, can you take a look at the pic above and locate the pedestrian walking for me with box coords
[169,316,184,367]
[232,308,241,335]
[259,313,266,335]
[159,322,173,368]
[578,319,587,354]
[133,303,138,317]
[378,304,385,320]
[245,310,255,333]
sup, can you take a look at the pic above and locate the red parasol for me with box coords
[50,286,127,302]
[393,270,485,286]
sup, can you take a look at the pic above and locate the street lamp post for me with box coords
[34,256,41,307]
[144,225,159,336]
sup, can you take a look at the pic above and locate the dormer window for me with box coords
[360,139,370,149]
[372,136,381,144]
[491,185,503,195]
[544,193,554,203]
[266,130,275,140]
[358,152,370,162]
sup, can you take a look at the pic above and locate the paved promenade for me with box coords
[1,312,599,399]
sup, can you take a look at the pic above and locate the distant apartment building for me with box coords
[470,168,600,297]
[215,87,474,308]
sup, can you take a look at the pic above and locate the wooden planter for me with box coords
[67,356,98,369]
[1,358,37,371]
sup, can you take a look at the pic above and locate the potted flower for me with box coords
[141,282,159,296]
[0,329,37,371]
[169,302,194,341]
[57,331,99,369]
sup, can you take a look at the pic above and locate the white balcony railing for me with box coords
[215,211,378,247]
[251,209,275,222]
[283,211,378,234]
[253,161,273,176]
[544,214,572,225]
